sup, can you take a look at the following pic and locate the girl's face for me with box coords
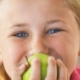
[0,0,80,77]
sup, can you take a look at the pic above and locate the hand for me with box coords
[30,57,70,80]
[10,63,29,80]
[45,57,70,80]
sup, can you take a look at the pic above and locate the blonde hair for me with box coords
[0,64,10,80]
[0,0,80,80]
[66,0,80,27]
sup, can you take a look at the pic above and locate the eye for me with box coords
[14,32,29,38]
[46,28,64,34]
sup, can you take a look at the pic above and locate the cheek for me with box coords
[1,41,29,77]
[2,42,28,64]
[50,38,76,58]
[48,37,78,73]
[49,37,71,56]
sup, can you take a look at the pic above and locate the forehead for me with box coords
[1,0,68,17]
[2,0,66,6]
[0,0,76,27]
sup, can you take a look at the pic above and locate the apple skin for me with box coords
[22,53,49,80]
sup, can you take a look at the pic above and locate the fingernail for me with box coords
[31,58,40,65]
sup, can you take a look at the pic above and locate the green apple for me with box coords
[22,53,49,80]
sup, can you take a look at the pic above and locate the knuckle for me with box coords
[60,76,65,80]
[30,76,40,80]
[45,76,56,80]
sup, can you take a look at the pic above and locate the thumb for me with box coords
[11,63,29,80]
[18,63,30,75]
[11,70,21,80]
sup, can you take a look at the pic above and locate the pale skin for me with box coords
[0,0,80,80]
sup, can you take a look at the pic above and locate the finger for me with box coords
[11,69,21,80]
[67,71,70,80]
[56,59,68,80]
[17,63,29,75]
[45,57,57,80]
[30,58,41,80]
[11,63,28,80]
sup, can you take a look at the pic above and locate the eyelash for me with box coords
[14,32,29,38]
[46,28,64,34]
[13,28,64,38]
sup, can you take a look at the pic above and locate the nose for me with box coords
[28,38,49,56]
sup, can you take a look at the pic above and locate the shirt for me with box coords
[70,66,80,80]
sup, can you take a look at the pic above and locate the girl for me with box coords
[0,0,80,80]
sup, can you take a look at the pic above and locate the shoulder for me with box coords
[70,66,80,80]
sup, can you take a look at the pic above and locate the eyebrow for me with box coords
[10,20,65,28]
[9,23,28,29]
[47,20,65,24]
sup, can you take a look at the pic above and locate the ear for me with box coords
[78,36,80,56]
[78,46,80,56]
[78,52,80,56]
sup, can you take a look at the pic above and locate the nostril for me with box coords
[27,46,49,57]
[28,50,49,58]
[27,40,49,57]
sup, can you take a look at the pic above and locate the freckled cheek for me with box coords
[49,39,69,56]
[11,46,27,64]
[3,43,27,65]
